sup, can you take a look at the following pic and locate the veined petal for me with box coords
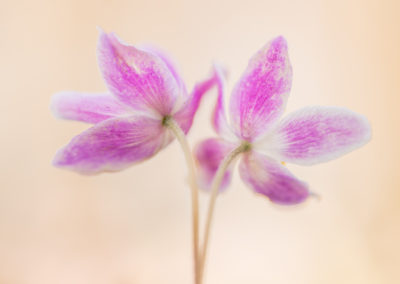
[239,152,309,205]
[97,30,180,116]
[173,69,219,134]
[212,64,236,141]
[51,91,130,124]
[194,138,236,191]
[230,36,292,140]
[273,106,371,165]
[140,45,187,97]
[53,116,172,174]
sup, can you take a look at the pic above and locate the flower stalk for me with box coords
[199,142,250,283]
[164,117,200,284]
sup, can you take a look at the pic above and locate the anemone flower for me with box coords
[52,30,214,174]
[195,36,371,277]
[51,30,217,283]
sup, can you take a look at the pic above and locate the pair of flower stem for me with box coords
[166,118,245,284]
[52,30,371,283]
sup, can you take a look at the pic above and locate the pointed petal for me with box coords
[51,91,131,124]
[97,31,180,116]
[140,45,187,96]
[239,152,309,205]
[229,36,292,140]
[211,64,236,141]
[194,138,236,191]
[272,106,371,165]
[53,116,172,174]
[173,68,219,134]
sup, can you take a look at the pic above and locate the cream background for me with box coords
[0,0,399,283]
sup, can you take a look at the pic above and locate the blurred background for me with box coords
[1,0,399,283]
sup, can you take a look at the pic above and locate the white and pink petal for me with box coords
[194,138,235,191]
[51,91,131,124]
[139,45,187,98]
[229,36,293,141]
[272,106,371,165]
[211,64,236,141]
[97,30,180,116]
[53,116,172,174]
[173,69,220,134]
[239,152,309,205]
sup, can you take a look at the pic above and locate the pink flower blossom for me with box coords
[195,36,371,205]
[51,30,215,174]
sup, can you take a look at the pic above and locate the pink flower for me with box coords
[51,30,215,174]
[195,36,371,205]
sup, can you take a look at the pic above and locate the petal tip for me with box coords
[266,35,289,63]
[358,113,372,144]
[97,27,110,44]
[263,179,309,206]
[339,108,372,148]
[272,35,288,46]
[97,29,122,50]
[212,62,228,77]
[50,91,68,119]
[52,148,67,169]
[96,26,105,35]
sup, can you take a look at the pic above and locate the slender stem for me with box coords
[165,118,200,284]
[199,143,249,283]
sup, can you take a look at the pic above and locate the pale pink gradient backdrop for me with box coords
[0,0,399,283]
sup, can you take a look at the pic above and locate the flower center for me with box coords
[162,115,172,127]
[240,141,252,152]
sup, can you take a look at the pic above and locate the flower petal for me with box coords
[97,30,180,116]
[194,138,235,191]
[211,64,236,141]
[53,116,172,174]
[229,36,292,140]
[272,106,371,165]
[173,69,219,134]
[51,91,131,124]
[140,45,187,96]
[239,152,309,205]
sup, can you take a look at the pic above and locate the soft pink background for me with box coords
[1,0,399,283]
